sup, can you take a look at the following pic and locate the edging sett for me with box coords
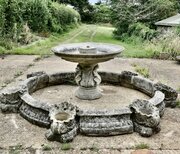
[0,71,177,142]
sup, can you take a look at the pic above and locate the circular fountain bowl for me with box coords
[52,42,124,64]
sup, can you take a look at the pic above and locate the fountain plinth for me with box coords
[52,42,124,100]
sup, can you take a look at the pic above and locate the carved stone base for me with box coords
[45,124,78,143]
[45,102,78,142]
[75,87,102,100]
[75,64,101,100]
[134,122,161,137]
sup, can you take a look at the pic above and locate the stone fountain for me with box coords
[0,42,178,143]
[52,42,123,100]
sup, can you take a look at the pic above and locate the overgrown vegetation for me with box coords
[0,0,80,50]
[8,25,148,57]
[92,4,111,23]
[132,64,150,78]
[0,0,179,59]
[111,0,180,59]
[111,0,179,36]
[145,28,180,59]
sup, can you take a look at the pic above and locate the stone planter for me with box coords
[130,100,161,137]
[154,83,178,107]
[45,102,78,142]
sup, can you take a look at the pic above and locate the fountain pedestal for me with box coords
[52,42,124,100]
[75,64,101,100]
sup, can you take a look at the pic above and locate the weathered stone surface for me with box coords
[130,100,160,137]
[130,100,160,128]
[120,71,138,88]
[46,124,78,143]
[46,102,78,142]
[154,83,178,107]
[131,149,154,154]
[21,93,50,111]
[60,124,78,143]
[149,91,165,117]
[27,71,47,78]
[24,73,49,94]
[77,108,132,116]
[132,76,154,96]
[79,109,133,136]
[52,42,123,100]
[48,72,75,85]
[0,70,173,142]
[0,87,24,113]
[134,122,161,137]
[176,56,180,63]
[99,72,121,84]
[19,101,50,128]
[75,64,102,100]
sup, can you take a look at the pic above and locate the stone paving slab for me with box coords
[0,55,37,89]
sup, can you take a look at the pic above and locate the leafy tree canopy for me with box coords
[55,0,93,22]
[111,0,179,35]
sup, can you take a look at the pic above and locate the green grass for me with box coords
[134,143,150,149]
[135,67,150,78]
[2,24,153,58]
[9,144,23,154]
[92,26,148,58]
[7,24,87,55]
[176,100,180,108]
[132,63,150,78]
[177,86,180,92]
[61,143,72,151]
[41,144,52,151]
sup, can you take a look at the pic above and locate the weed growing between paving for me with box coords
[134,143,150,149]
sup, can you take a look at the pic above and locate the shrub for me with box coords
[49,3,80,33]
[24,0,51,32]
[0,0,80,49]
[0,46,5,54]
[0,0,50,38]
[128,23,158,40]
[162,34,180,58]
[0,38,13,50]
[93,4,111,23]
[145,31,180,59]
[111,0,178,36]
[0,0,25,38]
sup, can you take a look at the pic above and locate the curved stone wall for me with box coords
[0,71,178,142]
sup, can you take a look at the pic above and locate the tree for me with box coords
[55,0,93,22]
[111,0,179,35]
[93,4,111,23]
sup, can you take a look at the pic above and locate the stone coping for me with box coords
[0,71,178,142]
[176,56,180,62]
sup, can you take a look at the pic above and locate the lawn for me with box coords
[4,24,153,58]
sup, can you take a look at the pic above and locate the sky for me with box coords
[89,0,99,4]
